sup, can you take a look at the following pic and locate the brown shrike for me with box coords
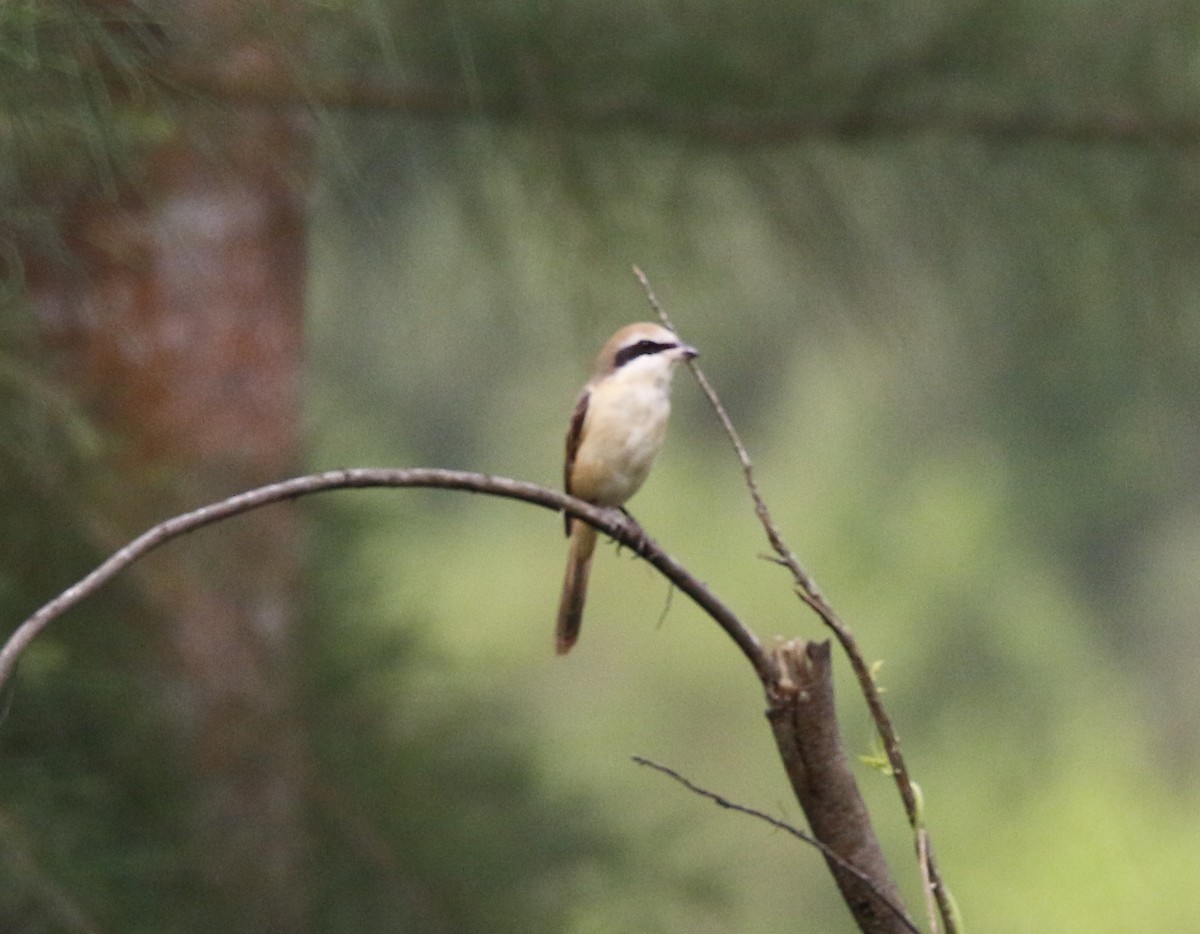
[556,322,699,654]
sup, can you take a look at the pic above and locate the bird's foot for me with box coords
[612,507,651,556]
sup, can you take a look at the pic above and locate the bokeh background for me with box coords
[3,1,1200,931]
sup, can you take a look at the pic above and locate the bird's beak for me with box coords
[678,343,699,361]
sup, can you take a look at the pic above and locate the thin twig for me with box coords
[634,265,954,934]
[631,755,919,934]
[918,826,938,934]
[0,468,769,691]
[632,265,817,593]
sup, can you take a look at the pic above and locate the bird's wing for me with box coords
[563,387,591,535]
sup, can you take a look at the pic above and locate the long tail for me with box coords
[555,522,597,655]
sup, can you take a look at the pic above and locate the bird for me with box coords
[556,321,699,655]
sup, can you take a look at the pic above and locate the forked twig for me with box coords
[634,264,955,934]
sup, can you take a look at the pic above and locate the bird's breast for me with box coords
[571,380,672,506]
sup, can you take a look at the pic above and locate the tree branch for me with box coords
[5,457,927,929]
[0,468,768,691]
[4,462,912,930]
[636,266,954,933]
[161,64,1200,147]
[766,640,914,933]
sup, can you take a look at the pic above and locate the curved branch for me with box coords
[0,468,768,691]
[5,464,917,930]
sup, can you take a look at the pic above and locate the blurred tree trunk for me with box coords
[24,3,313,930]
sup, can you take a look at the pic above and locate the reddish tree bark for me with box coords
[25,5,313,930]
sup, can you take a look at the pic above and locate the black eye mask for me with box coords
[613,339,674,369]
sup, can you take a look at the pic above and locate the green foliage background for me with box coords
[5,0,1200,931]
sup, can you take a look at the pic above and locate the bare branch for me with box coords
[0,468,768,692]
[917,824,938,934]
[161,64,1200,148]
[635,266,954,933]
[633,266,820,591]
[632,754,919,934]
[7,460,914,929]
